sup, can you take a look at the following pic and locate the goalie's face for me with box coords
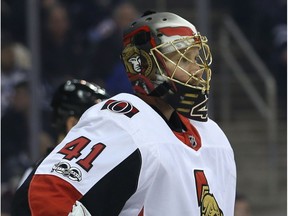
[150,35,212,93]
[165,46,201,86]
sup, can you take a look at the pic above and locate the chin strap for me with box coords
[149,81,172,97]
[166,84,209,122]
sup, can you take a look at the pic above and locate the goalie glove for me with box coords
[68,201,91,216]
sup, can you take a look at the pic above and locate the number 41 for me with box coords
[58,136,106,172]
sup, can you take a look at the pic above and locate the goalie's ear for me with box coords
[68,201,91,216]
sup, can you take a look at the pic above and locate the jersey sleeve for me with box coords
[28,104,143,215]
[29,175,82,215]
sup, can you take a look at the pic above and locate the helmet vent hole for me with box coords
[157,33,163,37]
[163,18,167,21]
[145,17,152,21]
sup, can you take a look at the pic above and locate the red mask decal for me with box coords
[158,27,194,36]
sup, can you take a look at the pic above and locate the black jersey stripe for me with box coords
[79,149,142,216]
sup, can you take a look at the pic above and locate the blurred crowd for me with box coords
[1,0,286,215]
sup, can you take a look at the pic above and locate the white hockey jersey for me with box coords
[12,93,236,216]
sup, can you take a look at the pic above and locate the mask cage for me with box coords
[150,34,212,93]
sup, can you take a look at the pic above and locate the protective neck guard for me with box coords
[166,84,209,122]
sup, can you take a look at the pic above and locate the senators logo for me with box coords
[101,99,139,118]
[121,44,153,77]
[194,170,223,216]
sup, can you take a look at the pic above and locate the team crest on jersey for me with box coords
[194,170,223,216]
[101,99,139,118]
[51,161,82,182]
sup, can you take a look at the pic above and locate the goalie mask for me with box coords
[121,11,212,97]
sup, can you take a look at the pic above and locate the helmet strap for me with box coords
[149,81,171,97]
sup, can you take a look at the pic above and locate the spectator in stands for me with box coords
[41,3,85,93]
[1,36,29,116]
[1,0,27,45]
[234,193,252,216]
[103,2,139,96]
[1,81,55,215]
[2,81,55,183]
[85,1,139,95]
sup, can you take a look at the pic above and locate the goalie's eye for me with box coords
[195,55,201,64]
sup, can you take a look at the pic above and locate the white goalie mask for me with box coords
[121,11,212,97]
